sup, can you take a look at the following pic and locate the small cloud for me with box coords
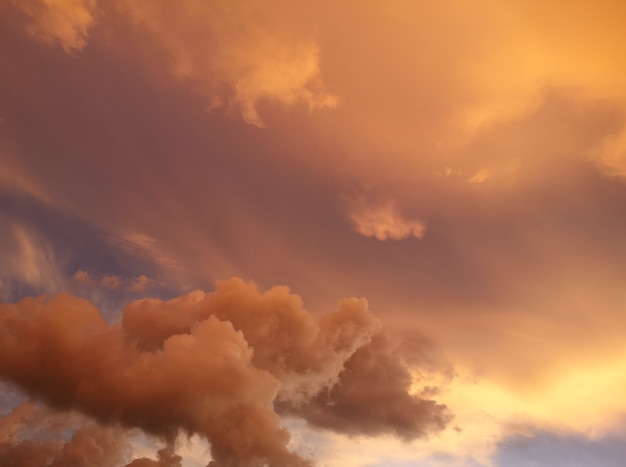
[72,269,92,286]
[100,274,121,290]
[468,168,491,184]
[348,199,426,241]
[594,126,626,178]
[127,275,155,293]
[111,232,179,271]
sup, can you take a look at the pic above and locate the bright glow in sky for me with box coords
[2,1,626,466]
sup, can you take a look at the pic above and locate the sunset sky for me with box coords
[2,1,626,466]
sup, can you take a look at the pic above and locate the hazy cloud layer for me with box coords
[3,0,626,465]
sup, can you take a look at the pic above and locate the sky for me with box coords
[1,0,626,465]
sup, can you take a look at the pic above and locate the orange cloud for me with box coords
[114,0,337,126]
[595,126,626,177]
[348,198,425,241]
[10,0,97,53]
[127,275,154,293]
[100,274,121,289]
[282,335,451,440]
[0,279,448,465]
[71,269,92,286]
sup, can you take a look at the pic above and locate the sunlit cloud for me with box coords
[117,0,337,126]
[595,125,626,178]
[467,168,491,184]
[348,199,425,241]
[3,0,626,465]
[10,0,97,53]
[0,280,447,465]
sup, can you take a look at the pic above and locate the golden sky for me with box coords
[2,1,626,465]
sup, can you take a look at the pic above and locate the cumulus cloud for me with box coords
[10,0,97,53]
[280,335,451,439]
[122,278,381,403]
[0,278,449,466]
[348,198,426,241]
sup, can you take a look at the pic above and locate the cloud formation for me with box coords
[115,0,337,126]
[10,0,97,53]
[10,0,337,126]
[4,0,626,464]
[0,279,448,465]
[280,335,451,439]
[348,198,425,241]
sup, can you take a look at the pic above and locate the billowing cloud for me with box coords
[0,279,448,466]
[122,278,382,403]
[348,198,425,241]
[10,0,97,53]
[281,335,451,440]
